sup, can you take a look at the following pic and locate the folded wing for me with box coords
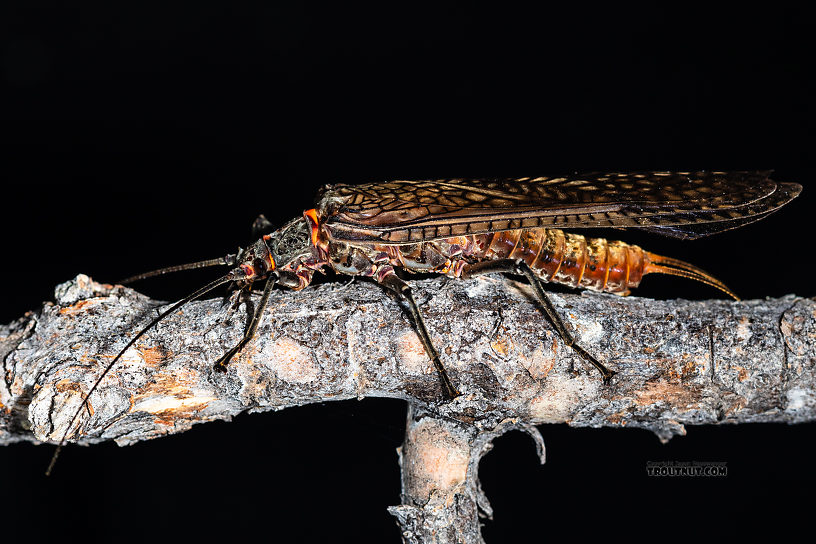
[318,171,801,243]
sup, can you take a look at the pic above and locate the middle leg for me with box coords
[377,270,461,400]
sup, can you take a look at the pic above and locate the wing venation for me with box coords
[317,171,801,243]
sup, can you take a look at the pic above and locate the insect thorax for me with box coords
[265,216,314,268]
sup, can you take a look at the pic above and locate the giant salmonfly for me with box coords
[47,171,801,473]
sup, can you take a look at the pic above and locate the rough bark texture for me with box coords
[2,274,815,542]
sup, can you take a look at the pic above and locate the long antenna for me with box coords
[45,271,240,476]
[119,254,237,284]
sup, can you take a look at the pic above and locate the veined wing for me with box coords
[317,171,801,244]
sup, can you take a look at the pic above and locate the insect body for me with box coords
[47,171,800,472]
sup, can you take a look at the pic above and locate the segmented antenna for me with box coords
[119,254,237,284]
[45,271,240,476]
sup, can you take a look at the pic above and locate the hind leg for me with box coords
[461,259,615,382]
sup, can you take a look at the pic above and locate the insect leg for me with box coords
[224,283,257,317]
[462,259,615,383]
[214,276,277,372]
[378,271,461,400]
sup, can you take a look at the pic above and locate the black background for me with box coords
[2,5,813,542]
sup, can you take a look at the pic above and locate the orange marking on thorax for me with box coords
[304,208,320,246]
[261,234,277,269]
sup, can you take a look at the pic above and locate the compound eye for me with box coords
[253,258,268,274]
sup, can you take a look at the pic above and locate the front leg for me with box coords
[377,270,461,400]
[461,259,615,383]
[214,277,277,372]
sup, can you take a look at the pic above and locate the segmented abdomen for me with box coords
[339,227,731,297]
[384,228,646,294]
[478,228,645,293]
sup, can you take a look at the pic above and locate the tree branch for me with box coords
[2,274,814,542]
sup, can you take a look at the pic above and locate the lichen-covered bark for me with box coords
[2,274,814,542]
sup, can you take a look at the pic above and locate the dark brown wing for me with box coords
[317,172,801,244]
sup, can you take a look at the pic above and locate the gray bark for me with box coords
[2,274,814,543]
